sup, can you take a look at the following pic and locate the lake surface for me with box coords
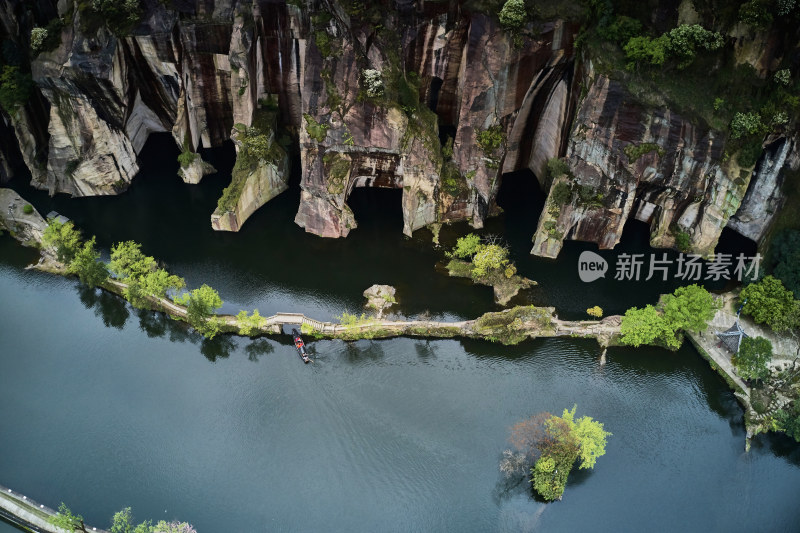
[1,136,798,532]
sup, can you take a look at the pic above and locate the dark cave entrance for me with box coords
[346,185,404,234]
[495,169,546,230]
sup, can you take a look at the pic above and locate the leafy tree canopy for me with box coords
[110,241,157,280]
[69,237,109,288]
[740,276,796,330]
[451,233,482,259]
[732,336,773,381]
[660,284,717,332]
[43,219,83,264]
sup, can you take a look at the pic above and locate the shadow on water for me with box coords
[200,335,236,362]
[244,338,274,362]
[77,285,129,330]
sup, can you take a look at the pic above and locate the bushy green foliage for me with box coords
[0,65,33,114]
[770,229,800,298]
[22,204,33,214]
[673,229,691,252]
[30,27,48,52]
[586,305,603,318]
[660,284,717,332]
[621,285,716,348]
[126,269,185,308]
[623,35,669,69]
[773,403,800,442]
[624,142,665,162]
[623,24,722,70]
[777,0,797,15]
[774,69,792,86]
[303,113,329,142]
[181,284,223,339]
[177,149,197,168]
[549,181,572,206]
[516,406,610,501]
[665,24,724,68]
[49,503,85,532]
[620,304,677,348]
[111,507,152,533]
[546,158,570,180]
[730,111,764,139]
[471,244,509,277]
[740,276,796,330]
[236,309,265,337]
[69,237,109,288]
[732,336,773,381]
[362,69,384,97]
[498,0,527,29]
[451,233,482,259]
[739,0,773,27]
[477,125,505,154]
[89,0,142,35]
[597,15,642,44]
[43,219,83,263]
[110,241,156,280]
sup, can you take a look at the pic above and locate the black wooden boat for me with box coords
[291,328,311,363]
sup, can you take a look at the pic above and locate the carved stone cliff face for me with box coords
[532,70,754,258]
[0,0,794,250]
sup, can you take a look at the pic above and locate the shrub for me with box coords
[665,24,724,69]
[586,306,603,318]
[477,125,504,154]
[89,0,142,35]
[624,35,669,69]
[498,0,527,30]
[471,244,509,277]
[22,204,33,215]
[597,15,642,44]
[30,27,48,52]
[549,181,572,206]
[303,113,329,142]
[774,69,791,86]
[740,276,796,330]
[361,69,384,98]
[620,304,677,348]
[68,237,108,288]
[177,150,197,168]
[739,0,773,27]
[109,241,156,280]
[730,112,764,139]
[451,233,482,259]
[546,158,569,180]
[673,230,691,252]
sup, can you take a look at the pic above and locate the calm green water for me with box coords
[1,136,798,532]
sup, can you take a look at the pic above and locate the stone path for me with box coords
[0,482,108,533]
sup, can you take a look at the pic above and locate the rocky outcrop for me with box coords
[727,136,799,242]
[532,71,750,258]
[178,155,217,185]
[0,188,47,245]
[0,0,796,252]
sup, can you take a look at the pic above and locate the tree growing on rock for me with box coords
[506,406,611,501]
[69,237,108,288]
[740,276,796,330]
[43,219,82,263]
[498,0,527,29]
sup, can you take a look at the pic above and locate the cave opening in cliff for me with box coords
[346,186,404,234]
[495,169,546,230]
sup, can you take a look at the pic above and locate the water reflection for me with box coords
[200,335,236,362]
[77,285,129,329]
[244,338,274,362]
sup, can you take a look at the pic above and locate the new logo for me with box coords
[578,251,608,283]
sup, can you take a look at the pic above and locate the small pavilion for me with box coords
[716,320,748,354]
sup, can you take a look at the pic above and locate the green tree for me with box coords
[110,241,157,280]
[152,521,197,533]
[732,336,773,381]
[623,35,669,69]
[125,269,185,308]
[236,309,265,336]
[498,0,527,30]
[561,405,612,470]
[69,237,109,288]
[43,219,83,264]
[181,284,223,339]
[661,284,716,332]
[740,276,795,330]
[619,304,677,348]
[451,233,482,259]
[471,244,509,277]
[665,24,724,68]
[49,502,86,532]
[773,403,800,442]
